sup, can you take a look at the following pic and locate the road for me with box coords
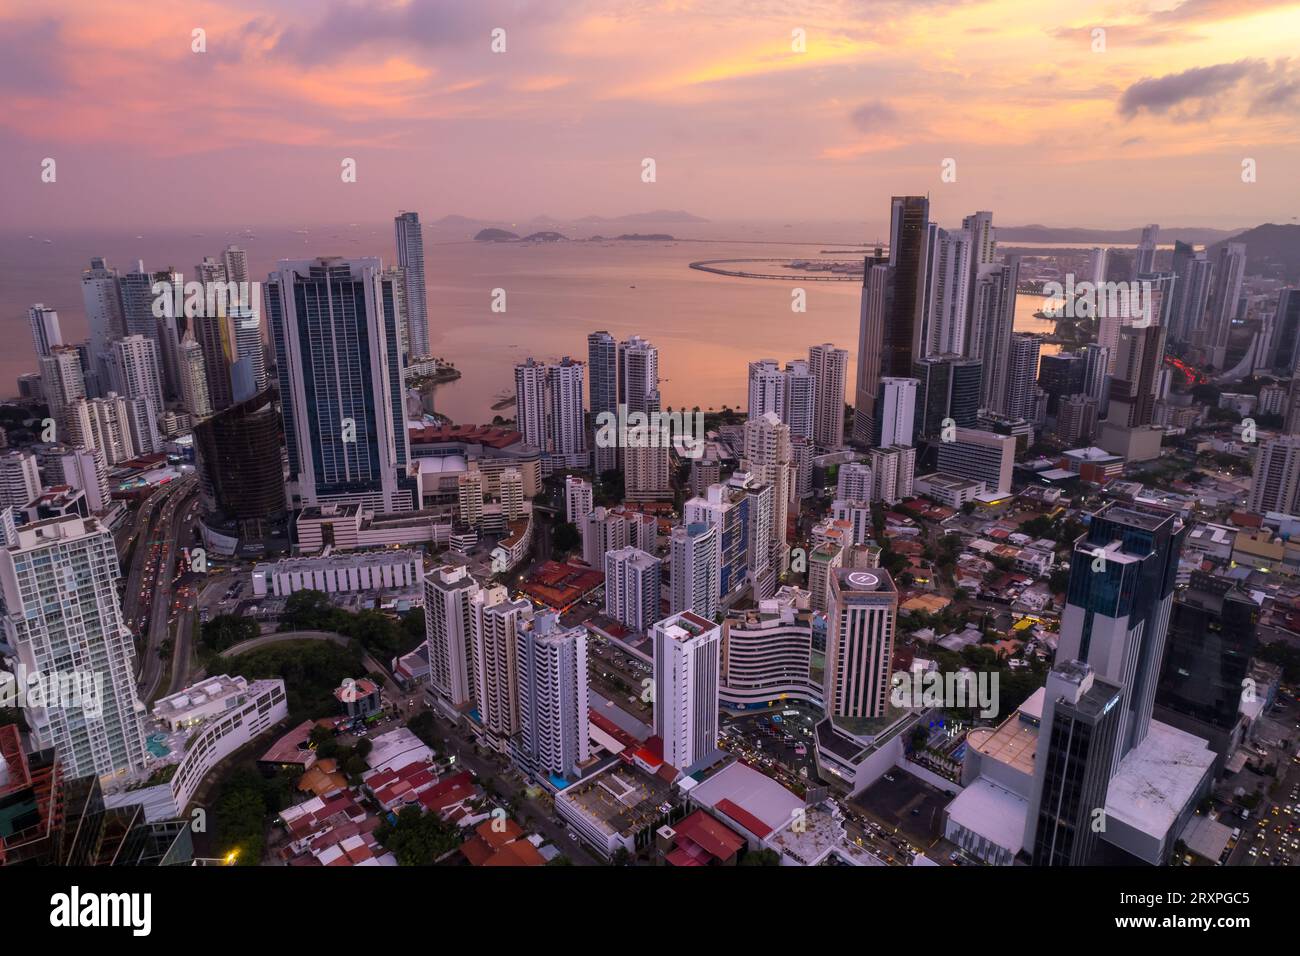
[135,477,199,703]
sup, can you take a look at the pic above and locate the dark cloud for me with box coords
[850,101,898,132]
[1118,60,1259,118]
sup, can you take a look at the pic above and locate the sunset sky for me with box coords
[2,0,1299,230]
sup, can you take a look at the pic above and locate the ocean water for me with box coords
[0,223,1056,424]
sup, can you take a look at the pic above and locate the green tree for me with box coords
[740,848,782,866]
[553,520,582,555]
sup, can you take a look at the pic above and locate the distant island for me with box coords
[474,228,675,242]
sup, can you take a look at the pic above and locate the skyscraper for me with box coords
[516,611,590,780]
[178,338,212,418]
[38,346,86,434]
[670,522,719,620]
[1207,242,1247,367]
[472,587,530,753]
[425,565,480,711]
[617,335,660,416]
[1057,503,1186,768]
[912,354,981,439]
[266,257,413,513]
[80,257,126,393]
[853,252,890,444]
[1133,223,1159,278]
[394,211,430,359]
[0,515,147,782]
[0,451,41,510]
[604,547,662,633]
[809,343,848,450]
[782,358,816,440]
[747,360,786,420]
[922,227,974,356]
[824,568,898,720]
[108,335,164,440]
[1169,241,1212,344]
[1004,333,1042,421]
[742,411,792,570]
[28,305,63,359]
[884,196,930,379]
[1248,435,1300,514]
[969,259,1019,414]
[587,331,618,473]
[652,610,722,773]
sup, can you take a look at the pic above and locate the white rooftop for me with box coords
[1104,720,1215,838]
[689,760,803,835]
[944,777,1028,855]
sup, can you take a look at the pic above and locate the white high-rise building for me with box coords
[617,335,660,416]
[0,450,41,510]
[581,506,630,568]
[1208,242,1247,367]
[970,261,1019,414]
[824,568,898,720]
[457,470,484,525]
[59,447,110,513]
[830,499,873,546]
[515,357,588,474]
[1134,224,1159,278]
[962,211,996,267]
[38,345,86,433]
[923,227,974,356]
[565,475,593,524]
[108,334,164,443]
[81,257,125,393]
[221,245,249,284]
[1005,333,1042,421]
[936,428,1017,495]
[836,462,874,502]
[869,445,915,505]
[604,547,662,633]
[742,411,792,571]
[783,359,816,441]
[0,515,147,782]
[28,304,63,359]
[394,211,430,359]
[514,358,548,452]
[1249,435,1300,515]
[748,360,786,420]
[472,587,531,752]
[809,343,848,450]
[670,522,719,620]
[424,565,480,711]
[516,610,590,780]
[623,440,672,502]
[500,468,525,521]
[652,610,722,773]
[875,377,918,447]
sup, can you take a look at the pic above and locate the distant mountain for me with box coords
[1207,223,1300,282]
[999,225,1244,245]
[574,210,709,224]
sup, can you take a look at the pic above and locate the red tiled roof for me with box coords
[714,798,773,839]
[672,810,745,862]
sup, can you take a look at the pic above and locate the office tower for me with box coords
[912,355,981,439]
[1269,288,1300,371]
[121,395,157,457]
[830,499,873,546]
[516,611,590,779]
[28,305,62,358]
[580,506,629,568]
[191,388,286,540]
[936,428,1016,494]
[790,435,814,500]
[883,196,930,378]
[1082,343,1112,408]
[1207,242,1247,367]
[266,257,412,513]
[748,360,786,419]
[604,547,662,632]
[0,515,147,781]
[1155,572,1257,754]
[870,444,915,505]
[1025,661,1124,866]
[1090,247,1108,285]
[962,210,996,266]
[853,252,891,444]
[1037,352,1084,415]
[742,411,792,569]
[178,338,212,418]
[969,260,1019,414]
[922,227,973,356]
[472,588,531,752]
[195,255,224,284]
[823,568,898,720]
[1106,324,1166,429]
[736,476,776,599]
[618,335,660,416]
[221,245,248,284]
[80,257,125,392]
[457,470,484,525]
[1134,224,1159,278]
[66,394,136,465]
[108,334,164,422]
[38,346,86,432]
[874,377,918,448]
[809,343,848,450]
[425,565,480,710]
[1004,333,1042,421]
[836,461,874,501]
[1057,502,1186,766]
[1056,394,1099,445]
[1170,241,1212,344]
[565,475,593,524]
[1249,435,1300,514]
[118,262,177,391]
[189,313,234,412]
[499,468,524,521]
[393,211,429,359]
[0,451,41,510]
[670,522,719,620]
[229,305,267,399]
[587,331,618,473]
[652,611,722,772]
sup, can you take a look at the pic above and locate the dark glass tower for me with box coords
[883,196,930,379]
